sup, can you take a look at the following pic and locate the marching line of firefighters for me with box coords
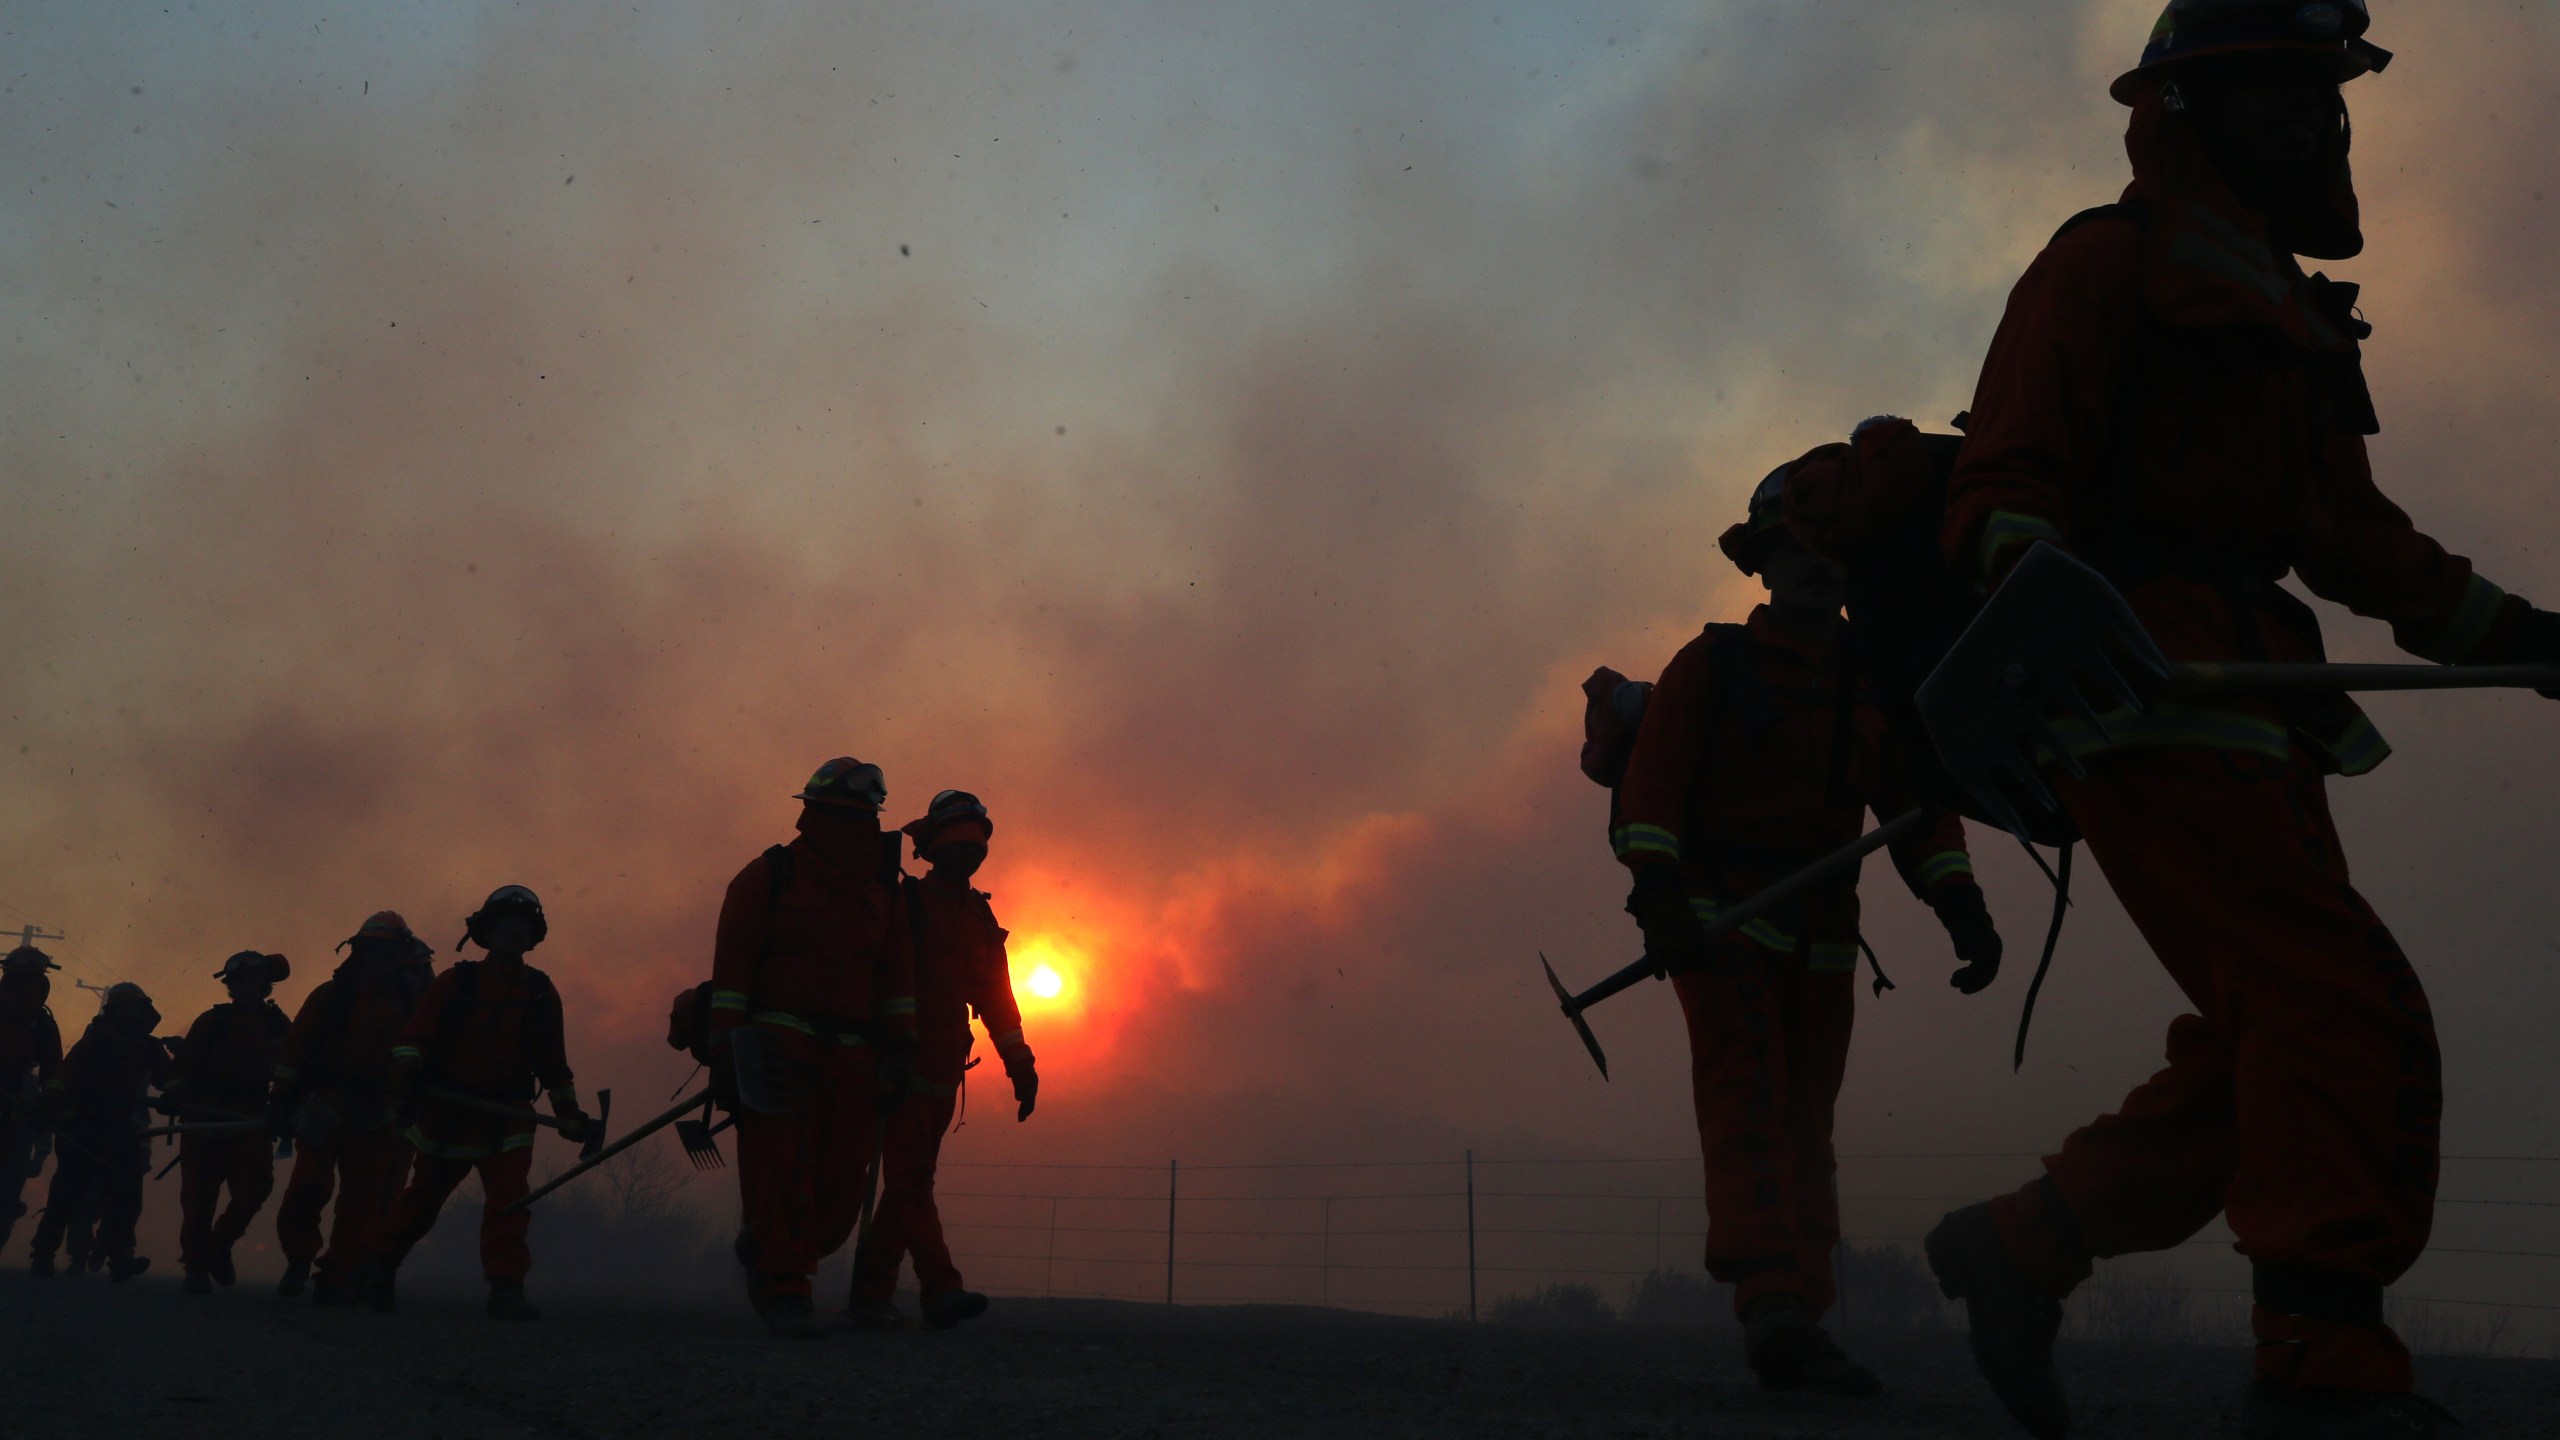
[0,771,1037,1335]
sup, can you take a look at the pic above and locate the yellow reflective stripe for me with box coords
[1980,511,2064,580]
[43,1079,66,1093]
[2419,574,2508,664]
[881,997,917,1016]
[1918,851,1974,889]
[990,1028,1026,1049]
[270,1065,298,1081]
[404,1126,500,1161]
[389,1045,422,1061]
[708,990,750,1012]
[746,1011,870,1045]
[1808,942,1860,973]
[1611,824,1682,862]
[1689,896,1796,953]
[910,1079,958,1099]
[2037,701,2290,763]
[498,1129,538,1153]
[2318,713,2392,778]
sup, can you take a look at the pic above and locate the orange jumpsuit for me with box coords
[711,812,916,1301]
[853,873,1028,1305]
[169,998,290,1273]
[376,958,575,1281]
[1615,607,1979,1319]
[0,982,63,1247]
[1939,90,2530,1393]
[31,1018,171,1267]
[271,958,430,1283]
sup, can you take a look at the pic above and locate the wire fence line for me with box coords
[905,1152,2560,1347]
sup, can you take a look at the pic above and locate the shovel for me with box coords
[423,1085,613,1162]
[1541,807,1940,1078]
[1916,542,2560,842]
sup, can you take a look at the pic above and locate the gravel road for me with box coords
[6,1269,2554,1439]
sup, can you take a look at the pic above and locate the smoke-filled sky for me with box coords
[7,0,2560,1239]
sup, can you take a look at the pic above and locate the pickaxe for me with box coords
[496,1087,711,1216]
[423,1085,612,1162]
[1917,542,2560,842]
[1541,807,1940,1078]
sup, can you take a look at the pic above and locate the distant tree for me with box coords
[1490,1282,1615,1327]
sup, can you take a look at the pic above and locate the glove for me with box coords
[1934,883,2004,995]
[151,1090,184,1119]
[554,1109,595,1146]
[1627,872,1710,976]
[2490,606,2560,699]
[1003,1048,1039,1122]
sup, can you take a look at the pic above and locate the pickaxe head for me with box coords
[673,1097,725,1171]
[581,1088,612,1162]
[1540,952,1609,1080]
[1916,542,2171,844]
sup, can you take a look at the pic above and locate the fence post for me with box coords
[1165,1158,1178,1306]
[1466,1149,1478,1323]
[1045,1195,1058,1298]
[1321,1196,1332,1305]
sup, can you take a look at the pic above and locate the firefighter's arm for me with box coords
[1944,221,2146,584]
[974,904,1037,1120]
[535,979,588,1138]
[263,986,323,1133]
[1886,805,2003,993]
[875,875,918,1046]
[2294,436,2540,677]
[1613,639,1714,970]
[384,971,449,1105]
[706,858,773,1050]
[37,1019,63,1096]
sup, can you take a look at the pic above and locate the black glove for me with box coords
[2491,606,2560,699]
[1003,1049,1039,1122]
[1934,883,2004,995]
[1627,873,1710,976]
[554,1109,595,1146]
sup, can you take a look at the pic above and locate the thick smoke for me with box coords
[4,1,2557,1236]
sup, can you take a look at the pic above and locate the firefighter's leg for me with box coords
[812,1047,881,1263]
[319,1132,414,1280]
[274,1141,337,1265]
[213,1130,277,1247]
[376,1151,473,1265]
[30,1146,92,1262]
[1671,939,1810,1319]
[1780,954,1857,1319]
[95,1150,146,1262]
[475,1146,535,1282]
[849,1091,921,1307]
[178,1134,224,1272]
[2045,747,2436,1392]
[900,1090,964,1297]
[0,1114,33,1249]
[735,1029,831,1299]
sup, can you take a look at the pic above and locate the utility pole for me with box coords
[1465,1149,1478,1324]
[7,923,64,951]
[1165,1159,1178,1306]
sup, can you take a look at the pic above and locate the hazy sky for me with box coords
[6,1,2559,1307]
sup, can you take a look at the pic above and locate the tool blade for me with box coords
[1540,953,1610,1080]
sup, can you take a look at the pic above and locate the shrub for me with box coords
[1834,1244,1949,1331]
[1623,1267,1731,1327]
[1490,1281,1616,1327]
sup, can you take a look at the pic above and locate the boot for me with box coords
[107,1255,150,1283]
[357,1256,398,1313]
[184,1268,214,1295]
[208,1243,237,1288]
[275,1258,311,1298]
[29,1252,55,1278]
[1742,1298,1881,1398]
[1927,1203,2070,1440]
[485,1280,541,1322]
[843,1297,906,1330]
[919,1287,990,1330]
[760,1291,830,1339]
[2241,1386,2462,1439]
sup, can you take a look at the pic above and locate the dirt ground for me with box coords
[6,1269,2556,1439]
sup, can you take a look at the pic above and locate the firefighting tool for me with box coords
[670,1092,730,1171]
[1918,543,2560,843]
[420,1084,612,1162]
[1540,807,1941,1078]
[496,1086,715,1215]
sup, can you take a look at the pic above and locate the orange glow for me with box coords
[1009,932,1092,1020]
